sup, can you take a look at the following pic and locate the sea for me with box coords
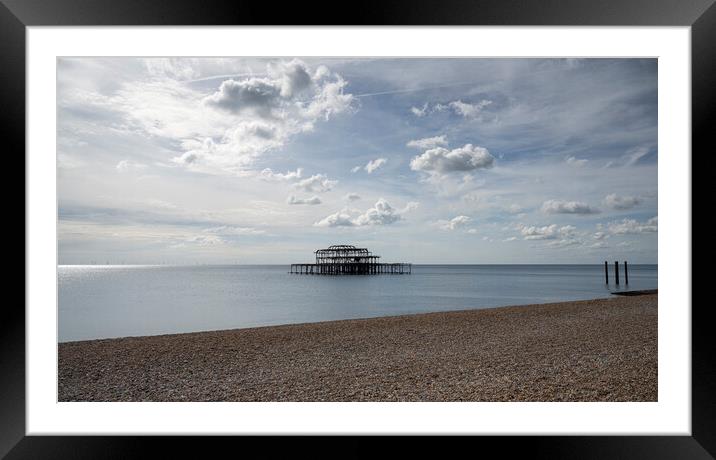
[58,264,658,342]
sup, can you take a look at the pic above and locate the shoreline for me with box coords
[59,294,657,402]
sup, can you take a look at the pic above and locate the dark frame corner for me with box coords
[6,0,710,457]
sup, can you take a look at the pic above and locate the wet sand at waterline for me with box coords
[58,294,657,402]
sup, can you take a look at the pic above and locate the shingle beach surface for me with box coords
[59,294,657,401]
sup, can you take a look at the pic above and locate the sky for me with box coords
[57,58,658,265]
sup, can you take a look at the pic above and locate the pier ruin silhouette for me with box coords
[290,244,411,275]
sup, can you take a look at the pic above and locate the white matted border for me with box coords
[27,26,690,435]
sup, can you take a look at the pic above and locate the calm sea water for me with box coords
[58,264,657,342]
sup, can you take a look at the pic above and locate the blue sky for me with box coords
[57,58,657,264]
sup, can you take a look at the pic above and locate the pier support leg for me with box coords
[624,261,628,284]
[604,261,608,284]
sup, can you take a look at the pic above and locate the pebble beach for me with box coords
[58,294,657,402]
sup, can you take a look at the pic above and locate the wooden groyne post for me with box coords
[605,260,628,285]
[614,261,620,285]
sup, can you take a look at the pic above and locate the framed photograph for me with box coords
[7,0,709,456]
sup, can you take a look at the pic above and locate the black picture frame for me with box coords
[5,0,708,457]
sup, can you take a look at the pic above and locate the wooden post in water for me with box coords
[624,261,629,284]
[614,261,620,285]
[604,261,609,284]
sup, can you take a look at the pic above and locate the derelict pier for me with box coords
[290,244,411,275]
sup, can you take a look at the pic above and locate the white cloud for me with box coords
[410,144,495,174]
[203,77,280,115]
[546,238,582,248]
[517,223,583,249]
[541,200,600,215]
[314,210,355,227]
[409,100,492,118]
[168,59,354,175]
[521,224,559,240]
[143,58,202,81]
[606,146,653,168]
[202,59,336,116]
[603,193,642,210]
[447,99,492,118]
[287,195,322,205]
[344,193,361,202]
[70,78,215,141]
[410,103,429,117]
[142,58,252,82]
[519,224,576,241]
[116,160,147,173]
[607,216,658,234]
[558,225,577,237]
[593,231,609,240]
[294,174,337,193]
[438,215,471,231]
[623,146,652,166]
[406,135,448,150]
[270,59,313,98]
[364,158,387,173]
[171,121,287,174]
[566,156,588,167]
[401,201,420,213]
[349,158,388,174]
[203,226,266,236]
[259,167,303,181]
[353,199,402,226]
[314,198,415,228]
[302,75,355,121]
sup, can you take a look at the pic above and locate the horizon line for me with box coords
[57,262,658,267]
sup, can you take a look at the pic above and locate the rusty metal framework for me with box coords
[291,244,411,275]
